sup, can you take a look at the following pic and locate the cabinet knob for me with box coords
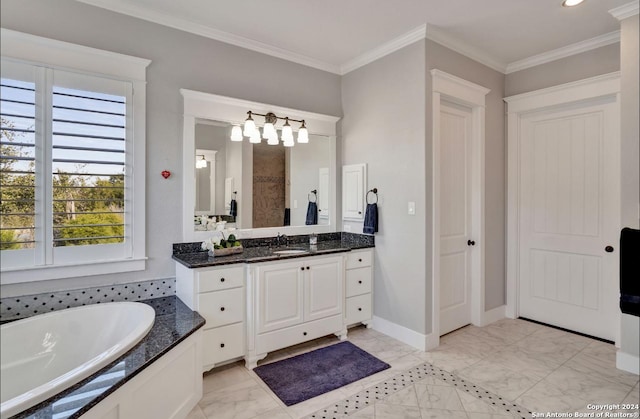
[301,267,305,271]
[358,211,362,214]
[358,258,362,262]
[358,280,362,284]
[220,277,225,282]
[358,308,362,311]
[605,245,614,253]
[467,240,475,246]
[220,307,225,312]
[306,266,310,270]
[303,332,307,336]
[220,343,225,348]
[319,209,322,212]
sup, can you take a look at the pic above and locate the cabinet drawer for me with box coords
[202,323,245,368]
[345,250,372,270]
[197,266,244,292]
[256,314,342,355]
[345,294,372,325]
[345,267,372,297]
[197,288,243,329]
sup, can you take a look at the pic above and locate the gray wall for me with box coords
[619,15,640,364]
[425,40,507,314]
[0,0,341,297]
[505,43,620,96]
[341,41,428,334]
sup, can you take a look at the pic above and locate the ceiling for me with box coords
[77,0,630,74]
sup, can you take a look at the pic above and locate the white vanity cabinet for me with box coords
[176,263,245,372]
[344,249,374,327]
[246,254,347,369]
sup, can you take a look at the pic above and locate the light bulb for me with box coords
[297,124,309,143]
[231,125,243,142]
[267,134,279,145]
[283,139,294,147]
[196,156,207,168]
[249,129,261,144]
[243,112,256,137]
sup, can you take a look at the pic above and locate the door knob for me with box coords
[605,246,614,253]
[467,240,476,246]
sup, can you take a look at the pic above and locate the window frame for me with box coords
[0,29,150,284]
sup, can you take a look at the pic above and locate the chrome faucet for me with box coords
[275,233,288,247]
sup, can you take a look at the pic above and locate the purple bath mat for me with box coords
[253,340,390,406]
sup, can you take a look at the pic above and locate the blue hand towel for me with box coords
[229,199,237,217]
[363,203,378,234]
[305,202,318,225]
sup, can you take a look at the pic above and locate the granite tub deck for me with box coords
[172,232,374,268]
[13,296,205,419]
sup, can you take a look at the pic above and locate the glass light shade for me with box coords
[230,125,243,142]
[267,134,279,145]
[249,129,261,144]
[297,127,309,143]
[243,118,256,137]
[195,156,207,168]
[562,0,584,6]
[263,122,276,139]
[283,139,294,147]
[282,123,293,141]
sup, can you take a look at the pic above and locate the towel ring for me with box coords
[308,189,317,203]
[366,188,378,204]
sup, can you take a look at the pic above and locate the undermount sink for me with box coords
[273,249,308,255]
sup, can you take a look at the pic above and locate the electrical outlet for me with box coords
[408,201,416,215]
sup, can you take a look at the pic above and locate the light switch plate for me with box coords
[408,201,416,215]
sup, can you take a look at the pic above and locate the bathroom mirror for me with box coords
[182,89,339,242]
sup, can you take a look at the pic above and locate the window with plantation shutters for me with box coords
[0,31,149,282]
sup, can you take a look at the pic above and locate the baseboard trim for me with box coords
[616,350,640,375]
[480,305,506,327]
[372,316,428,351]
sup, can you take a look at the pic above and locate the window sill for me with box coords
[0,258,147,285]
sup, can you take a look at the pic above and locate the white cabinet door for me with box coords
[342,164,366,220]
[257,260,304,333]
[304,257,343,322]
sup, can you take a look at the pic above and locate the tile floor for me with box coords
[186,319,639,419]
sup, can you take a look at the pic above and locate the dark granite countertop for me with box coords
[172,232,375,269]
[15,296,205,419]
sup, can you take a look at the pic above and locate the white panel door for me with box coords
[304,257,343,322]
[257,261,304,333]
[439,102,473,335]
[519,98,619,341]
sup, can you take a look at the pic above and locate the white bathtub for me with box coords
[0,302,155,418]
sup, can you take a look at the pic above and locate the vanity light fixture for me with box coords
[562,0,584,6]
[195,155,207,169]
[235,111,309,146]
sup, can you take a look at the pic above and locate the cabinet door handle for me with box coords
[303,332,307,336]
[358,280,362,284]
[358,211,362,214]
[467,240,475,246]
[358,307,362,311]
[220,307,225,311]
[220,343,225,348]
[300,267,305,271]
[306,266,310,270]
[605,245,614,253]
[220,277,225,283]
[358,258,362,262]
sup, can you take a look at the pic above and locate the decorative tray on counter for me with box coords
[208,246,243,257]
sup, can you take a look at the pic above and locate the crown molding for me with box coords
[609,1,639,20]
[425,25,508,74]
[76,0,341,74]
[505,30,621,74]
[340,25,427,75]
